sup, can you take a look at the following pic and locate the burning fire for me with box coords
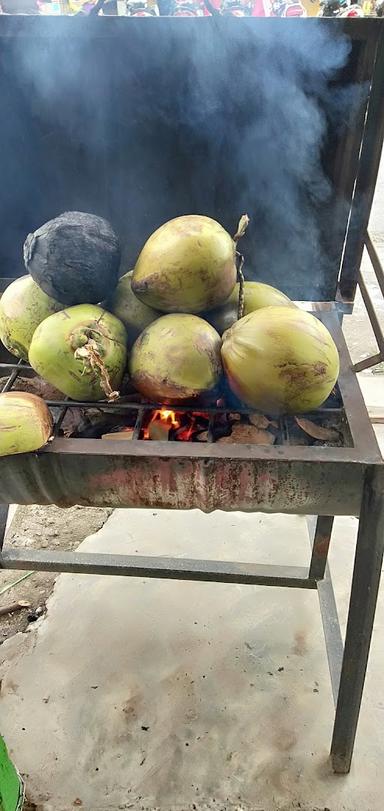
[143,408,197,441]
[143,408,180,440]
[154,409,180,428]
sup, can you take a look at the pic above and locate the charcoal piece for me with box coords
[23,212,121,306]
[196,430,209,442]
[218,424,275,445]
[249,414,270,430]
[229,412,242,422]
[65,410,126,438]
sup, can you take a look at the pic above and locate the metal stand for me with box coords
[331,466,384,773]
[1,467,383,774]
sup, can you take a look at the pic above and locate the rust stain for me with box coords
[312,533,331,558]
[293,630,308,656]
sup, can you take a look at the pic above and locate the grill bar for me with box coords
[132,407,144,440]
[0,359,23,393]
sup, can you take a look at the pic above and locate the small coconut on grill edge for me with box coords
[23,211,121,306]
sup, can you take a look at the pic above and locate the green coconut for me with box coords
[207,281,292,334]
[0,392,53,456]
[29,305,127,402]
[110,271,160,343]
[0,275,64,360]
[130,313,222,403]
[221,306,339,414]
[131,215,237,314]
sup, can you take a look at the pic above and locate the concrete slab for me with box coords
[0,509,383,811]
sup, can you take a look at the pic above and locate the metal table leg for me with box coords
[331,466,384,773]
[0,504,8,550]
[309,516,334,580]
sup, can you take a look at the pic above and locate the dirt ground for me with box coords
[0,506,112,644]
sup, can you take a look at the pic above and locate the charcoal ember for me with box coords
[218,424,275,445]
[13,375,63,401]
[23,212,121,305]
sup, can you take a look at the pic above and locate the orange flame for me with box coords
[153,409,180,428]
[143,408,180,439]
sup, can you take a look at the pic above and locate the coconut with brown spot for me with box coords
[207,281,293,334]
[221,306,339,414]
[0,276,65,361]
[29,304,127,402]
[130,313,222,403]
[0,392,53,456]
[131,215,237,314]
[110,270,160,344]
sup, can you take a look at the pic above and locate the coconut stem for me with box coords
[236,252,245,320]
[75,341,119,402]
[233,214,250,244]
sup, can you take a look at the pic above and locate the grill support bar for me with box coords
[331,466,384,773]
[307,515,343,705]
[1,466,383,774]
[308,515,334,580]
[0,548,315,589]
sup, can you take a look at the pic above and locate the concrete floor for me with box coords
[1,505,384,811]
[0,133,383,811]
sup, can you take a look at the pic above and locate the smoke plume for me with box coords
[0,18,367,299]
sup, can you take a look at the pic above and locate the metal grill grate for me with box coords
[0,355,351,448]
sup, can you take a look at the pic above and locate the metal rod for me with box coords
[0,360,23,393]
[0,548,317,589]
[308,516,334,580]
[307,516,343,704]
[339,24,384,301]
[353,352,383,374]
[53,397,70,435]
[207,414,215,443]
[0,363,30,371]
[357,271,384,351]
[0,505,9,551]
[317,573,344,707]
[331,466,384,773]
[365,232,384,299]
[132,408,144,440]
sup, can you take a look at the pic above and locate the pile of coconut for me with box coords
[0,211,339,456]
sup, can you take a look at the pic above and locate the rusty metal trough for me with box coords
[0,15,384,775]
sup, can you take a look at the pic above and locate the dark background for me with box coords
[0,16,380,299]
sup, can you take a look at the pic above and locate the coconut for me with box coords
[208,281,292,334]
[29,305,127,402]
[110,270,160,343]
[23,211,121,306]
[0,392,53,456]
[131,215,237,314]
[0,275,64,361]
[130,313,222,403]
[221,307,339,414]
